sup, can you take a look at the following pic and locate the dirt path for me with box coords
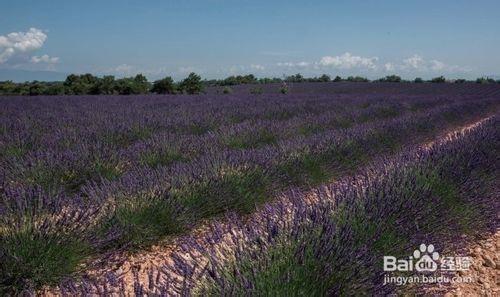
[42,115,496,296]
[445,230,499,296]
[421,230,500,296]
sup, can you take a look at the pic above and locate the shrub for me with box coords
[222,86,232,94]
[285,73,305,83]
[475,77,496,84]
[279,83,289,94]
[64,74,96,95]
[179,72,203,94]
[139,149,184,168]
[225,129,277,149]
[0,231,90,293]
[152,77,176,94]
[346,76,369,82]
[102,196,183,248]
[114,74,151,95]
[179,168,269,219]
[414,77,424,83]
[258,77,283,84]
[219,74,257,86]
[318,74,331,82]
[382,75,401,82]
[430,76,446,83]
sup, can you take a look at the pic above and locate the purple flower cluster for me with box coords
[124,116,497,296]
[0,83,499,293]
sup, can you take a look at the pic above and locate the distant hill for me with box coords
[0,69,67,82]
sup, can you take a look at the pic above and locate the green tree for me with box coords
[114,74,150,95]
[319,74,331,82]
[98,75,117,94]
[383,75,401,82]
[28,81,46,96]
[286,73,305,83]
[475,77,495,84]
[346,76,369,82]
[44,83,66,95]
[152,77,176,94]
[430,76,446,83]
[179,72,203,94]
[133,74,150,93]
[0,81,16,95]
[64,73,97,94]
[258,77,282,84]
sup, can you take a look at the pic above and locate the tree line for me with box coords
[0,73,498,96]
[0,72,204,96]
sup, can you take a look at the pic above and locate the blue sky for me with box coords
[1,0,499,80]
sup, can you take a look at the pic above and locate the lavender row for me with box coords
[82,97,496,219]
[1,92,458,197]
[1,96,496,246]
[125,115,499,296]
[1,92,496,202]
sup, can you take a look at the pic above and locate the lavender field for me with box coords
[1,82,499,295]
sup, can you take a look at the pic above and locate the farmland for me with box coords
[0,82,499,295]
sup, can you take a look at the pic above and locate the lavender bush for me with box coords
[0,83,499,293]
[145,117,498,296]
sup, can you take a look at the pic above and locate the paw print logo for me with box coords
[414,244,439,272]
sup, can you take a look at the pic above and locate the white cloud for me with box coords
[272,53,468,76]
[277,61,310,68]
[105,52,470,80]
[30,54,59,64]
[386,54,470,74]
[0,28,47,63]
[228,65,244,74]
[238,53,470,77]
[384,63,395,72]
[114,64,134,74]
[402,54,425,70]
[430,60,445,71]
[250,64,265,71]
[318,52,378,69]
